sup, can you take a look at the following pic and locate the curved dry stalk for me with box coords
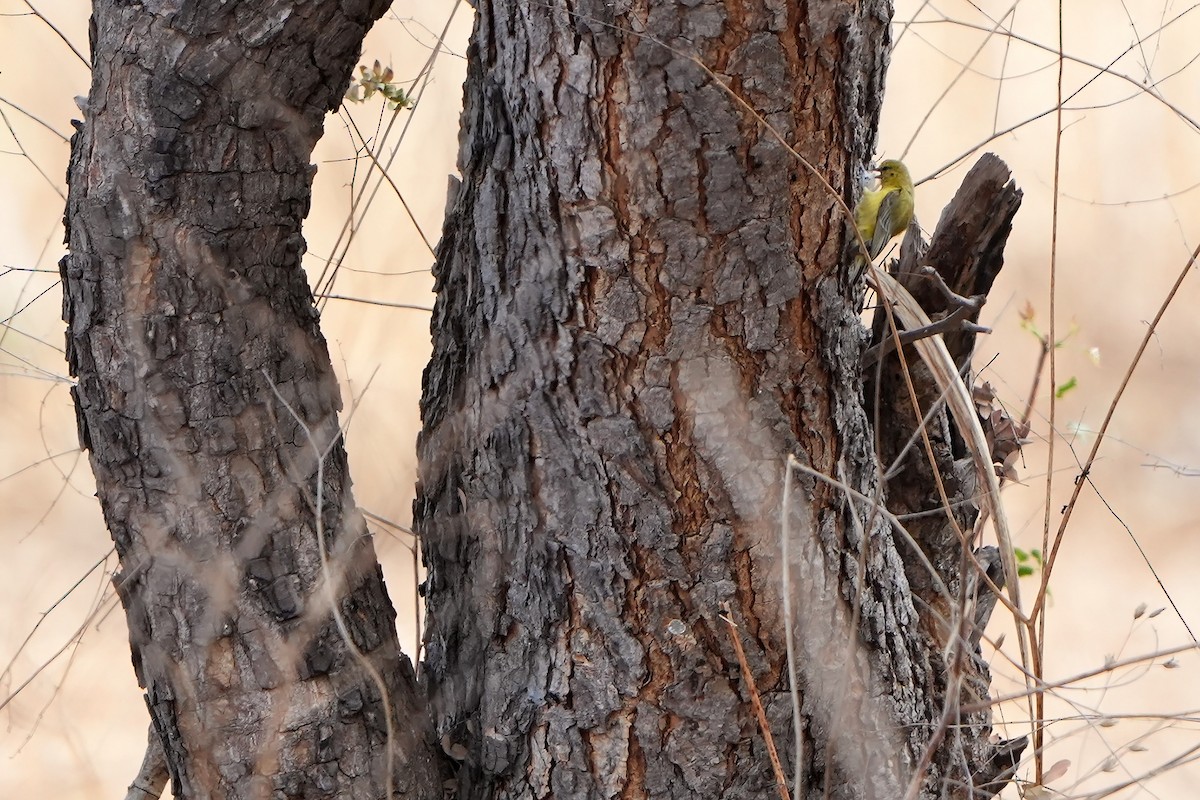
[868,265,1035,751]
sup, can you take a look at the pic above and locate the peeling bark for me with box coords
[62,2,441,797]
[123,723,168,800]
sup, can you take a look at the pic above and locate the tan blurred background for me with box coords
[2,1,1198,797]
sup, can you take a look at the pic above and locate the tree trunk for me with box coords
[416,2,1016,799]
[62,3,441,797]
[62,1,1025,797]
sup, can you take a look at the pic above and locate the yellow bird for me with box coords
[854,159,915,260]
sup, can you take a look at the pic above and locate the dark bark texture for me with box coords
[413,2,1017,799]
[62,2,441,797]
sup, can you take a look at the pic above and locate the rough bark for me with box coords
[62,2,441,797]
[413,2,993,799]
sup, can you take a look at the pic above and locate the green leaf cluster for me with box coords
[346,60,414,111]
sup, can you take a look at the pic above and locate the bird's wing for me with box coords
[868,188,901,258]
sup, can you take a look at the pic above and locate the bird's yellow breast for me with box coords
[855,186,896,243]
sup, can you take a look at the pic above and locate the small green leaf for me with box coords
[1055,377,1078,398]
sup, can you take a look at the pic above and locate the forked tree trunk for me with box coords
[62,3,441,797]
[63,1,1023,798]
[416,3,1018,799]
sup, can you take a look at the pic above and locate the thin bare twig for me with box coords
[721,604,791,800]
[21,0,89,67]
